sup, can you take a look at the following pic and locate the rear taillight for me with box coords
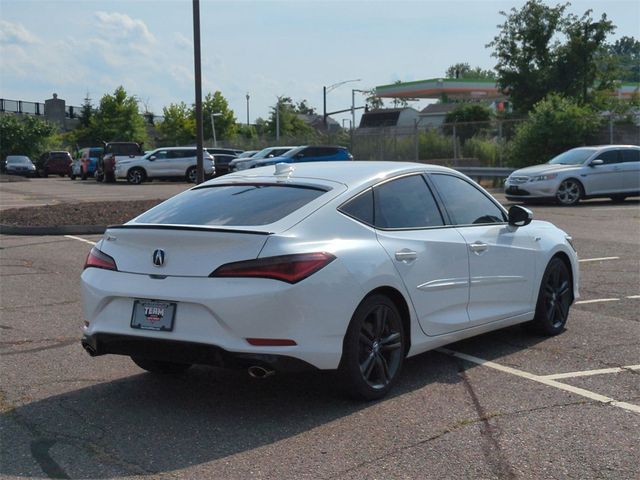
[84,247,117,271]
[210,252,335,284]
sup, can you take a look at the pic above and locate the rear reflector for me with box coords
[246,338,297,346]
[210,252,335,284]
[84,247,117,271]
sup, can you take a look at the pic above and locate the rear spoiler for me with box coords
[106,224,272,236]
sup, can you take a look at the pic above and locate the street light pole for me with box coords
[323,78,361,128]
[210,112,222,147]
[192,0,204,183]
[246,93,250,125]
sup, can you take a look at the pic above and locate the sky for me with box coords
[1,0,639,127]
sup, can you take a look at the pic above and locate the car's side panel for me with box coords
[455,223,538,326]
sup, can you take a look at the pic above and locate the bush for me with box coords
[419,129,453,160]
[463,136,500,165]
[509,94,603,167]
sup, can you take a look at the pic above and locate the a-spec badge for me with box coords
[152,249,165,267]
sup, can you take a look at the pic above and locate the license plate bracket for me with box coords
[131,300,176,331]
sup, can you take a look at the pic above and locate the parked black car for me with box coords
[211,154,238,177]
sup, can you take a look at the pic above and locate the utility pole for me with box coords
[275,99,280,142]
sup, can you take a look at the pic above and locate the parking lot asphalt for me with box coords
[0,183,638,479]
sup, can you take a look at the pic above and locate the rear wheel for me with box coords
[127,167,146,185]
[186,166,197,183]
[339,294,405,400]
[131,356,192,374]
[555,179,583,206]
[528,257,572,336]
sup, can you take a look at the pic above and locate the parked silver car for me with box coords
[505,145,640,205]
[115,147,215,184]
[228,146,295,172]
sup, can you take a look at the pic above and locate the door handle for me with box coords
[395,249,417,263]
[469,242,488,254]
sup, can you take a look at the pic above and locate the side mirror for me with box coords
[267,154,274,158]
[148,155,156,161]
[590,159,604,167]
[508,205,533,227]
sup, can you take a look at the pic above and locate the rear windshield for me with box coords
[134,183,328,226]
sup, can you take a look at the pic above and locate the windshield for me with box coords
[281,147,305,158]
[548,148,595,165]
[252,147,292,160]
[7,157,31,164]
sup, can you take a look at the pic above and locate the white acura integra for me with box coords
[81,161,579,399]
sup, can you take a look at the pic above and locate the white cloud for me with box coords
[174,32,192,50]
[0,20,40,45]
[94,11,156,45]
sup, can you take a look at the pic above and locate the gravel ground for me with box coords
[0,200,161,226]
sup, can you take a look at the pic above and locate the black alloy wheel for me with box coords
[340,294,405,400]
[131,356,192,374]
[530,257,572,335]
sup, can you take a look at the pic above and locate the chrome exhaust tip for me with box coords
[247,365,275,379]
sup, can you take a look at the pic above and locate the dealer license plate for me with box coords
[131,300,176,331]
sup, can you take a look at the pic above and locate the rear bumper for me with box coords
[81,332,317,372]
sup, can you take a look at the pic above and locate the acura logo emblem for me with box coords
[152,249,165,267]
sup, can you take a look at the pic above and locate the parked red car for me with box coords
[38,151,73,177]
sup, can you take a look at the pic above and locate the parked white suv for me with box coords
[115,147,215,184]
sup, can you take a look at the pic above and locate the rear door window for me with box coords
[621,149,640,163]
[134,184,328,226]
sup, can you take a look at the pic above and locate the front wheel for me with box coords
[555,179,583,206]
[339,294,405,400]
[127,168,146,185]
[528,257,572,336]
[131,356,192,374]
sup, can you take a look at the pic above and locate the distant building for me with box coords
[358,107,420,129]
[297,113,341,132]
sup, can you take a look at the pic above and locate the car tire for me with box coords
[70,174,76,180]
[127,168,146,185]
[339,294,405,400]
[131,356,192,374]
[555,179,583,206]
[528,257,572,336]
[186,166,197,183]
[609,195,627,203]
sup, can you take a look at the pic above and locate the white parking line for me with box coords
[575,298,619,305]
[579,256,619,263]
[437,348,640,414]
[627,295,640,299]
[64,235,96,246]
[541,365,640,380]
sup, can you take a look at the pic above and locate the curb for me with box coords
[0,224,107,236]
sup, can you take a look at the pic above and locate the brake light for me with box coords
[210,252,335,284]
[84,247,117,271]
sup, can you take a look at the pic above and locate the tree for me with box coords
[201,91,237,143]
[265,97,315,139]
[362,89,384,110]
[443,104,494,142]
[608,36,640,82]
[446,63,497,80]
[91,86,147,144]
[158,102,195,146]
[0,115,58,161]
[488,1,615,112]
[509,94,602,167]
